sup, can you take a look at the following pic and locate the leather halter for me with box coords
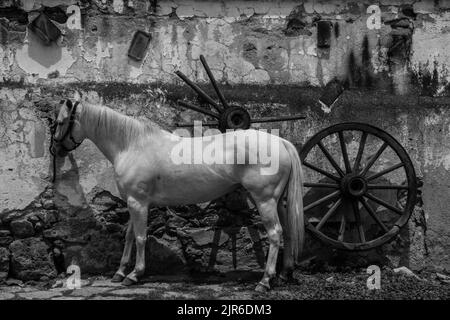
[49,100,82,156]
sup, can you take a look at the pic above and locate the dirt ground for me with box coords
[0,268,448,300]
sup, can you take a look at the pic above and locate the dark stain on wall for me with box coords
[361,35,372,88]
[334,22,340,39]
[412,62,440,96]
[423,63,440,96]
[382,12,415,94]
[0,6,28,25]
[386,19,413,63]
[346,51,361,88]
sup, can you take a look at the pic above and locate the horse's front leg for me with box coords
[122,196,149,286]
[111,222,134,282]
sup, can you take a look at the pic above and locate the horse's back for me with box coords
[114,129,292,205]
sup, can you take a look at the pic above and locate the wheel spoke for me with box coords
[317,141,344,177]
[364,193,403,215]
[338,214,346,242]
[175,71,221,111]
[359,198,390,233]
[353,132,367,172]
[304,182,339,189]
[316,198,342,230]
[368,184,408,190]
[338,131,352,173]
[303,161,340,182]
[360,142,388,176]
[367,163,404,181]
[304,190,341,211]
[351,201,366,242]
[200,55,227,111]
[178,100,220,119]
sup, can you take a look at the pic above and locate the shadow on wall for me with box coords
[47,153,125,276]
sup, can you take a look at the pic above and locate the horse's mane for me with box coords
[80,102,159,149]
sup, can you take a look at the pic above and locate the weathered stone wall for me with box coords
[0,0,449,281]
[2,0,450,91]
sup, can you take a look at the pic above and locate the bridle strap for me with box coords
[53,101,79,141]
[51,101,82,152]
[49,100,82,182]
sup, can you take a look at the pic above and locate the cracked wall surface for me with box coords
[0,0,449,91]
[0,0,449,280]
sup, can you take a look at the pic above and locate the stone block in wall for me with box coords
[0,236,13,247]
[9,238,56,281]
[0,230,11,237]
[63,232,123,275]
[10,219,35,239]
[0,247,10,282]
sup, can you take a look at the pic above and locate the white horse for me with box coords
[51,98,305,291]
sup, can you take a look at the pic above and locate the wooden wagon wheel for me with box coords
[174,55,305,131]
[300,122,417,251]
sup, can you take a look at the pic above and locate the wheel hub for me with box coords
[341,175,367,198]
[219,106,251,132]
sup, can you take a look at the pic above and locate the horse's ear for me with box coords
[73,90,81,102]
[54,100,64,119]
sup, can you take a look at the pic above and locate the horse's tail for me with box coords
[281,139,305,264]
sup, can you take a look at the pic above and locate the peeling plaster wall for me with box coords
[0,0,449,90]
[0,0,450,278]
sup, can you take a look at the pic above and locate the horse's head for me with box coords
[50,99,85,157]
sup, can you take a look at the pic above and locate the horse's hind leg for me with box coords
[112,221,134,282]
[253,198,282,292]
[123,196,148,286]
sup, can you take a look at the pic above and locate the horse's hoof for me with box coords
[255,283,270,293]
[111,273,125,283]
[122,277,138,286]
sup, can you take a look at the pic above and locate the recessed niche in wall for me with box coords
[28,13,61,46]
[317,20,332,49]
[128,30,151,61]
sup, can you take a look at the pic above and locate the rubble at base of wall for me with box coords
[0,185,271,282]
[0,180,437,282]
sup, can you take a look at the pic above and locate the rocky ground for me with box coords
[0,268,448,300]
